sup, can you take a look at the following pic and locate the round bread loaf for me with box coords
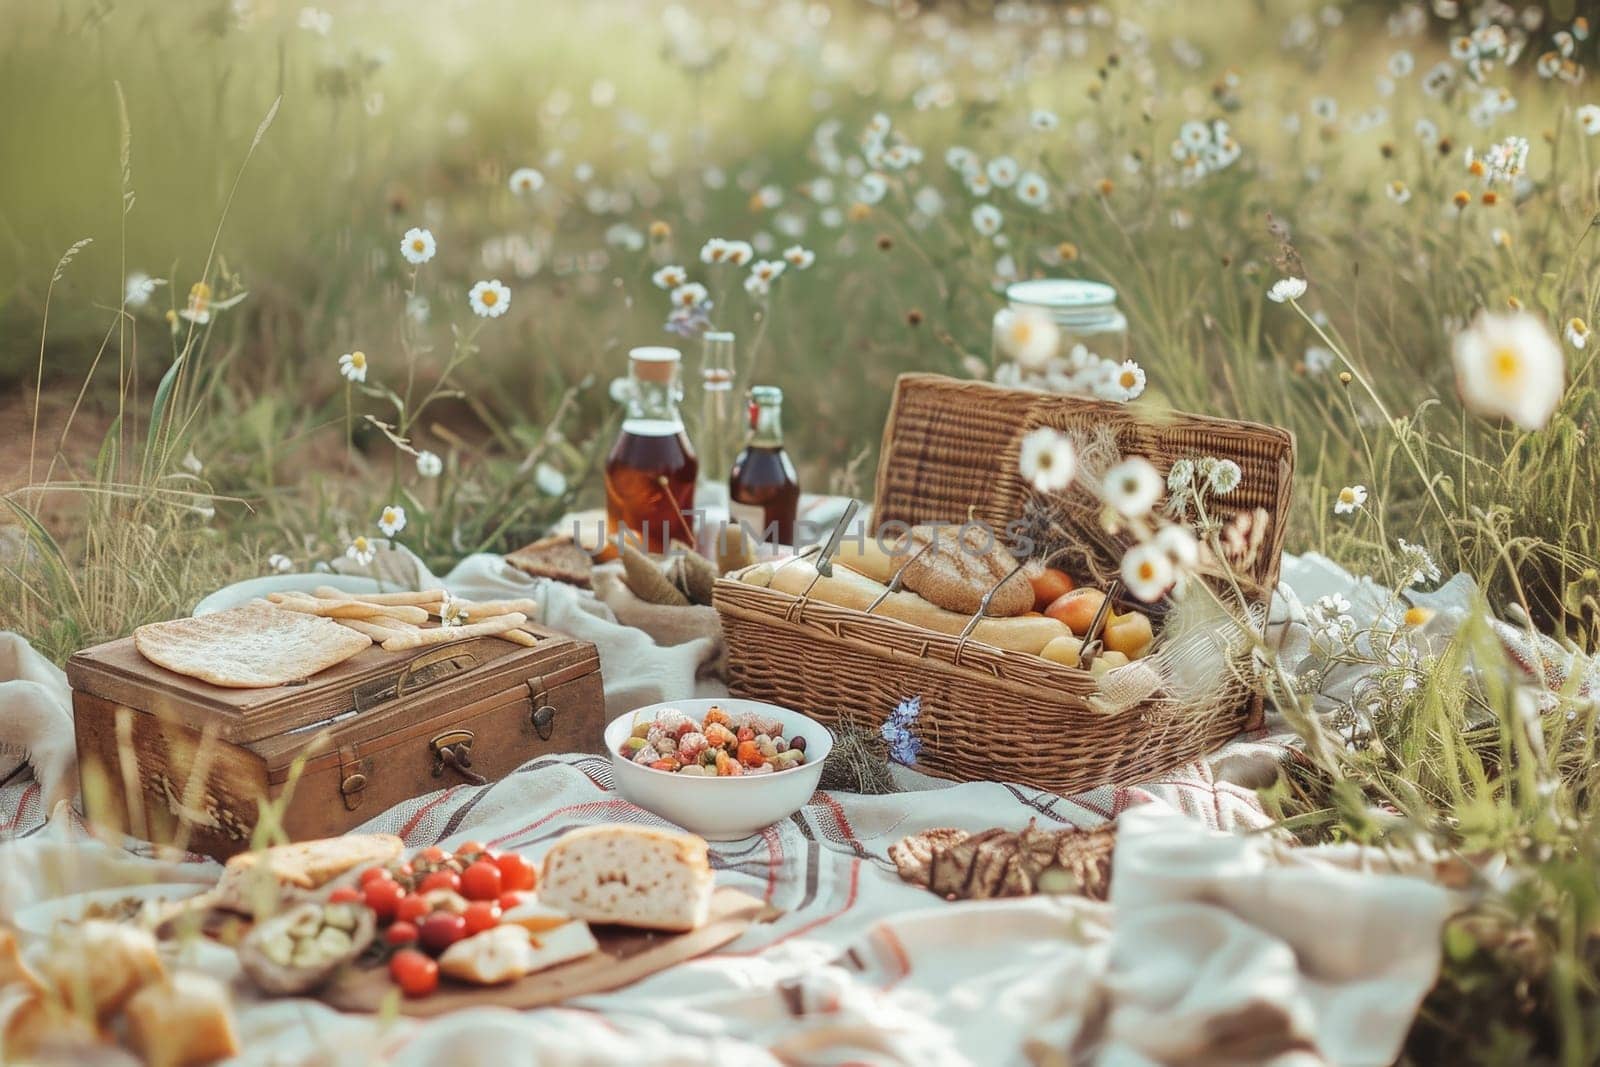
[899,525,1034,617]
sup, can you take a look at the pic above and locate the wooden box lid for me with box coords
[872,373,1296,598]
[66,620,600,751]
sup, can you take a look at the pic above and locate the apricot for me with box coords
[1045,587,1107,636]
[1103,610,1154,660]
[1040,635,1083,668]
[1088,650,1131,679]
[1029,567,1076,613]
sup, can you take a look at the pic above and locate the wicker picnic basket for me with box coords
[712,374,1296,795]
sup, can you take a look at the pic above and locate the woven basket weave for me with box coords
[713,374,1295,795]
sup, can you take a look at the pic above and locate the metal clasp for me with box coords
[526,678,556,741]
[430,729,485,784]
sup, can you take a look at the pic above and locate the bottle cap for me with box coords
[750,385,783,405]
[628,345,682,383]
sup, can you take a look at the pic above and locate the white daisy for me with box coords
[1397,538,1442,588]
[1267,277,1308,303]
[416,450,443,478]
[699,238,731,264]
[994,308,1060,370]
[782,245,815,269]
[1166,458,1195,492]
[338,350,368,383]
[1334,484,1368,514]
[1566,317,1591,349]
[469,279,511,318]
[670,281,709,308]
[1106,360,1147,402]
[377,504,407,537]
[535,462,567,497]
[1104,458,1163,518]
[439,593,468,628]
[297,6,331,34]
[1208,459,1242,495]
[346,536,376,566]
[856,173,889,204]
[1178,120,1211,150]
[1579,105,1600,136]
[724,241,754,267]
[971,203,1003,236]
[1385,179,1412,204]
[749,259,786,285]
[1018,427,1076,493]
[1154,525,1200,571]
[1305,346,1335,375]
[652,264,689,289]
[965,171,993,197]
[507,167,544,195]
[400,227,436,265]
[945,145,977,173]
[1121,542,1175,603]
[986,156,1020,188]
[267,553,293,574]
[1451,311,1565,431]
[124,272,161,308]
[1029,108,1059,131]
[1014,172,1050,208]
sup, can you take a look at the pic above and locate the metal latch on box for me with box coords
[526,678,556,741]
[430,728,486,785]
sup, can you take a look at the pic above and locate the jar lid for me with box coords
[628,345,681,383]
[750,385,783,405]
[1005,278,1117,309]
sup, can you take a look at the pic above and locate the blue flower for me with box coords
[880,696,923,766]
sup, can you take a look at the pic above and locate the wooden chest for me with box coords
[68,623,605,859]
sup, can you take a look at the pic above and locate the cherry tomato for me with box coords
[418,911,468,955]
[389,949,439,998]
[497,891,526,912]
[418,846,448,865]
[358,866,392,887]
[384,921,420,947]
[495,852,538,893]
[364,876,406,921]
[454,840,488,858]
[327,886,362,904]
[394,893,430,925]
[459,860,503,902]
[418,870,461,895]
[463,900,502,937]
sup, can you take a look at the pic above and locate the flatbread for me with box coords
[218,834,404,897]
[133,601,371,688]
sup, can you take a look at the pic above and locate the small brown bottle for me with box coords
[728,385,799,547]
[604,346,698,553]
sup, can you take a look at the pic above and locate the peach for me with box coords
[1045,588,1106,636]
[1103,610,1154,660]
[1029,568,1076,613]
[1039,635,1083,668]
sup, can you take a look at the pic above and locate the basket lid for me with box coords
[872,374,1296,600]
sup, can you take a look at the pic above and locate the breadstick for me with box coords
[450,598,541,620]
[380,613,528,651]
[313,586,446,607]
[500,629,541,647]
[336,617,407,642]
[272,596,430,624]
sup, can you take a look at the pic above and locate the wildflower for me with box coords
[1166,458,1195,492]
[1310,96,1338,123]
[1305,346,1335,375]
[1467,136,1530,184]
[652,264,689,289]
[855,173,889,204]
[124,272,160,308]
[1121,543,1175,602]
[1104,458,1163,518]
[782,245,815,270]
[1403,606,1436,628]
[1267,277,1307,303]
[986,156,1020,187]
[1451,311,1565,430]
[439,594,469,628]
[1029,108,1059,132]
[535,462,567,497]
[400,227,436,265]
[179,281,213,324]
[1058,241,1080,261]
[268,553,293,574]
[1334,484,1367,514]
[1018,427,1076,493]
[994,308,1059,370]
[338,350,368,383]
[1179,120,1211,150]
[1451,189,1472,211]
[1579,105,1600,136]
[416,450,443,478]
[879,696,923,766]
[945,146,977,173]
[1397,538,1441,588]
[1387,50,1415,77]
[1566,317,1591,349]
[1154,525,1200,569]
[971,203,1003,237]
[670,281,709,308]
[469,279,511,318]
[378,504,407,537]
[749,259,786,286]
[699,238,731,264]
[1106,360,1147,402]
[1208,459,1242,495]
[964,171,993,197]
[1385,179,1411,204]
[723,241,754,267]
[297,6,331,34]
[882,145,921,171]
[1015,172,1050,208]
[346,536,376,566]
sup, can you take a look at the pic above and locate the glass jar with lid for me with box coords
[990,278,1136,399]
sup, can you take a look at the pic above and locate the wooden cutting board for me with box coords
[320,888,773,1016]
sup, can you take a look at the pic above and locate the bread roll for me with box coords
[0,927,41,995]
[900,525,1033,617]
[35,921,164,1018]
[765,560,1072,655]
[539,825,713,932]
[124,972,239,1067]
[831,537,903,584]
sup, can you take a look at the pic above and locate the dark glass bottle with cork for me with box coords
[728,385,799,548]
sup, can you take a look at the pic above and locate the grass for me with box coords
[4,0,1600,1061]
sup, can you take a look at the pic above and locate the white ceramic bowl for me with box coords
[192,573,383,616]
[605,698,833,841]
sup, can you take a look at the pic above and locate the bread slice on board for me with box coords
[506,533,594,589]
[538,825,714,932]
[216,834,404,907]
[133,601,371,688]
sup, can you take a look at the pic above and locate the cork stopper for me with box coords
[629,346,682,384]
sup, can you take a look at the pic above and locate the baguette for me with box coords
[765,560,1071,655]
[313,586,447,607]
[831,537,904,583]
[271,595,430,624]
[380,612,527,651]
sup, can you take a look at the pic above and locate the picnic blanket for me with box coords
[0,532,1501,1065]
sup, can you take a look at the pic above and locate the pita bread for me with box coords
[217,834,404,905]
[133,601,371,688]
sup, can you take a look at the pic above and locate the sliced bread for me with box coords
[538,825,713,932]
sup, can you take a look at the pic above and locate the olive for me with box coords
[789,735,807,754]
